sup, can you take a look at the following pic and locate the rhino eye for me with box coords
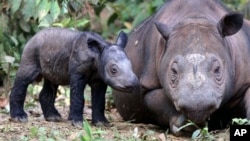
[112,68,117,73]
[171,68,178,75]
[214,66,220,74]
[110,65,118,76]
[169,62,179,86]
[213,61,222,81]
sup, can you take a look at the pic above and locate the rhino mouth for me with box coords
[112,85,138,92]
[185,110,213,125]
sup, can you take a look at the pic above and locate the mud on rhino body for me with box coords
[9,27,138,126]
[112,0,250,136]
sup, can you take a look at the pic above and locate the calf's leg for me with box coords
[90,80,109,126]
[68,73,86,127]
[39,79,62,121]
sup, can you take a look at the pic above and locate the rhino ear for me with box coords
[87,37,105,53]
[217,12,243,37]
[155,22,170,40]
[116,31,128,48]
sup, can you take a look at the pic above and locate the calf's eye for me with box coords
[111,68,117,74]
[110,65,118,76]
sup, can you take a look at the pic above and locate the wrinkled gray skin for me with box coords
[10,27,138,127]
[113,0,250,136]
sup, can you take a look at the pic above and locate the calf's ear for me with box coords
[87,37,105,53]
[217,12,243,37]
[116,31,128,48]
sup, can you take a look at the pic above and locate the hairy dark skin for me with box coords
[9,27,138,127]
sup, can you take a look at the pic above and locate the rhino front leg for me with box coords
[244,88,250,118]
[39,79,62,122]
[90,80,109,126]
[144,89,194,136]
[68,73,86,127]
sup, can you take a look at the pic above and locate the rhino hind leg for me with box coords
[10,78,30,123]
[39,79,62,122]
[144,89,195,136]
[10,67,40,123]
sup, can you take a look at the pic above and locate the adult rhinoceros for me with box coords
[112,0,250,135]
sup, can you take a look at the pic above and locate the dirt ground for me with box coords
[0,86,230,141]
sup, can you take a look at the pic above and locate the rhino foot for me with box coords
[46,115,63,122]
[92,121,110,127]
[10,116,28,123]
[71,120,83,129]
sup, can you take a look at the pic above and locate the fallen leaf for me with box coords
[0,98,8,108]
[159,133,166,141]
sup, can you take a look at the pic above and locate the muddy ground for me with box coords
[0,86,229,141]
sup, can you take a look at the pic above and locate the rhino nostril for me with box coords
[179,107,187,114]
[208,104,216,111]
[122,82,138,91]
[130,78,139,87]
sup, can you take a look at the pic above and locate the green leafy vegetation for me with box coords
[177,120,215,141]
[80,120,108,141]
[232,118,250,125]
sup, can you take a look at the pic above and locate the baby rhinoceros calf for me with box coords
[9,27,138,127]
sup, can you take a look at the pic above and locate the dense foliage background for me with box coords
[0,0,250,97]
